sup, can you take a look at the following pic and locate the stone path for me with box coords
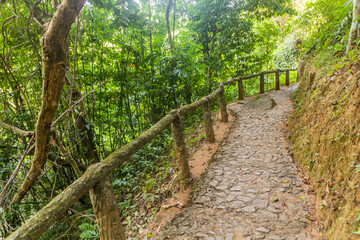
[157,84,315,240]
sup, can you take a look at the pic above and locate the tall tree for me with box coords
[6,0,126,238]
[12,0,87,204]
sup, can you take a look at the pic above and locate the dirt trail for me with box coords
[156,84,323,240]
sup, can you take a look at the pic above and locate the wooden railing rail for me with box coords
[223,68,297,100]
[6,68,297,240]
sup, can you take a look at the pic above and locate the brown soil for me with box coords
[140,110,235,238]
[281,87,325,239]
[289,58,360,239]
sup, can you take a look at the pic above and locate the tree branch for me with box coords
[0,114,34,137]
[11,0,87,204]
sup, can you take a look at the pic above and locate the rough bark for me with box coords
[347,0,360,53]
[238,79,244,100]
[275,70,280,90]
[171,112,191,180]
[6,110,178,240]
[260,73,265,94]
[202,100,215,143]
[68,75,126,240]
[11,0,87,204]
[218,85,228,122]
[89,178,126,240]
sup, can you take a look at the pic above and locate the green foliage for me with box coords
[294,0,352,58]
[79,222,100,239]
[0,0,295,238]
[353,213,360,234]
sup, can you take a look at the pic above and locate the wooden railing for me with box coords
[6,68,298,240]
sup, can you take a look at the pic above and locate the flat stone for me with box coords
[256,227,271,233]
[230,201,246,208]
[225,233,234,240]
[216,185,228,190]
[253,199,268,209]
[247,189,259,193]
[156,85,318,240]
[225,194,235,201]
[195,232,208,237]
[237,196,252,203]
[245,93,277,110]
[209,180,219,187]
[242,205,256,213]
[195,196,211,203]
[230,186,242,191]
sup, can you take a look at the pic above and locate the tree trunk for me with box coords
[218,86,228,122]
[6,110,178,240]
[89,178,126,240]
[238,79,244,100]
[12,0,87,204]
[165,0,174,49]
[171,112,191,181]
[68,77,126,240]
[165,0,178,108]
[202,100,215,143]
[260,73,265,94]
[148,0,154,75]
[347,0,360,53]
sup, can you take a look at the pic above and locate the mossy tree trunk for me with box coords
[68,75,126,240]
[89,178,126,240]
[6,111,178,240]
[238,79,244,100]
[171,112,191,181]
[218,86,228,122]
[12,0,87,204]
[202,100,215,143]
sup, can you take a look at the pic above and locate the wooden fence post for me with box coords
[260,73,264,94]
[285,70,290,86]
[202,99,215,143]
[171,112,191,180]
[275,70,280,90]
[218,85,228,122]
[238,78,244,100]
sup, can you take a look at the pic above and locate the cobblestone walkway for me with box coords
[157,85,314,240]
